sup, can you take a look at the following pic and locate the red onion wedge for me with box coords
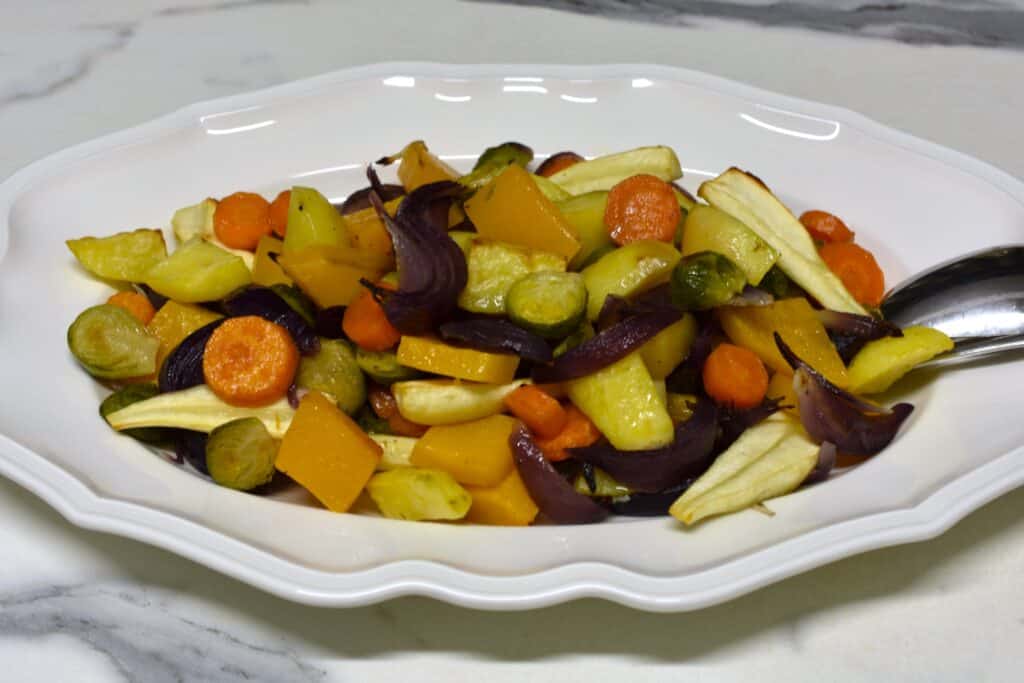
[532,309,682,383]
[775,332,913,456]
[366,169,468,335]
[439,318,552,363]
[510,427,609,525]
[336,183,404,215]
[569,399,719,493]
[158,319,224,393]
[803,441,837,485]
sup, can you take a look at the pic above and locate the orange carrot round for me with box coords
[504,385,568,440]
[819,241,885,307]
[604,174,681,245]
[703,343,769,409]
[800,210,855,243]
[203,316,298,406]
[214,192,272,250]
[269,190,290,238]
[343,283,401,352]
[106,291,156,325]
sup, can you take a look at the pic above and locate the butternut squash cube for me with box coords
[342,197,402,260]
[251,235,292,287]
[276,245,390,308]
[275,392,381,513]
[411,414,520,487]
[397,140,460,191]
[396,336,519,384]
[717,297,849,387]
[464,164,581,260]
[465,469,539,526]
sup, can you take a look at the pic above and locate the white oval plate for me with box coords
[1,63,1022,612]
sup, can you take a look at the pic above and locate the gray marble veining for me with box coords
[471,0,1024,47]
[0,584,324,682]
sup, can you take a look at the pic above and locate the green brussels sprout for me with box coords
[355,348,420,385]
[205,417,277,491]
[68,304,160,379]
[99,384,171,443]
[459,142,534,190]
[759,265,793,299]
[670,251,747,311]
[355,405,391,435]
[296,339,366,414]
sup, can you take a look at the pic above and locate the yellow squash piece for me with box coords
[567,352,675,451]
[275,392,381,513]
[766,371,799,417]
[639,314,698,380]
[718,297,849,387]
[411,414,520,487]
[251,235,292,287]
[366,468,472,521]
[396,140,460,191]
[465,470,539,526]
[581,240,681,321]
[147,300,223,372]
[396,336,519,384]
[464,164,581,260]
[276,245,390,308]
[848,326,954,394]
[342,197,402,260]
[283,186,347,253]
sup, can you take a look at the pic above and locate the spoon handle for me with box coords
[918,334,1024,370]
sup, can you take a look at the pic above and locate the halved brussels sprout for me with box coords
[68,304,159,379]
[99,383,170,443]
[143,239,251,303]
[296,339,366,415]
[670,251,747,311]
[67,229,167,282]
[459,142,534,190]
[205,417,278,491]
[355,348,420,385]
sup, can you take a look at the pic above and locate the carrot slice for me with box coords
[800,210,855,243]
[604,174,681,245]
[702,343,769,409]
[504,385,568,440]
[214,192,272,250]
[536,405,601,462]
[819,241,885,307]
[269,190,291,238]
[106,291,156,325]
[203,316,298,406]
[342,282,400,352]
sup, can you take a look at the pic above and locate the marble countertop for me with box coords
[2,1,1023,680]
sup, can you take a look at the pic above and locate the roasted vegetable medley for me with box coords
[66,141,954,526]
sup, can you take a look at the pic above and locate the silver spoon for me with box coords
[879,245,1024,368]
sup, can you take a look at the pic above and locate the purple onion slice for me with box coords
[532,309,682,383]
[336,183,405,215]
[366,169,468,334]
[223,286,320,356]
[569,400,719,493]
[158,319,224,393]
[775,332,913,456]
[510,427,609,525]
[803,441,837,485]
[439,318,552,363]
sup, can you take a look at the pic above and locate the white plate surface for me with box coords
[1,63,1022,611]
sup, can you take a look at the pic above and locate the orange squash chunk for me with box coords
[411,414,519,487]
[396,141,460,192]
[717,297,848,387]
[465,469,539,526]
[276,245,390,308]
[147,300,223,373]
[464,164,580,260]
[276,392,381,512]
